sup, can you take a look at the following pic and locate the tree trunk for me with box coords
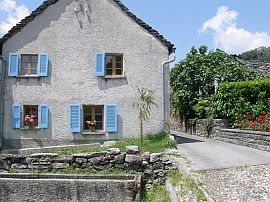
[140,120,143,151]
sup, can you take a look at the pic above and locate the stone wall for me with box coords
[0,146,172,184]
[0,173,141,202]
[213,129,270,152]
[196,119,228,137]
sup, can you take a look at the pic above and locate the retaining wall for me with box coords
[0,173,141,202]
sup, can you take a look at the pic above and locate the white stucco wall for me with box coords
[2,0,170,148]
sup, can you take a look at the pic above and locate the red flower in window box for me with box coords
[86,120,96,132]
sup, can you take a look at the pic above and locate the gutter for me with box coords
[0,55,5,149]
[162,48,176,131]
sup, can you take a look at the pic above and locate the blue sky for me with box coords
[1,0,270,62]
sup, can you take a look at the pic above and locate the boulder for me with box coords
[52,163,68,169]
[72,152,107,159]
[125,154,142,164]
[149,153,162,163]
[30,153,59,158]
[126,146,139,154]
[11,163,28,169]
[106,148,121,155]
[114,154,125,164]
[74,158,87,164]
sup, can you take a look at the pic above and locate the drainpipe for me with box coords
[162,48,176,131]
[0,55,5,149]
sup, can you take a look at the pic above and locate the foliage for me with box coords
[239,46,270,62]
[55,132,176,155]
[133,87,158,150]
[139,183,170,202]
[203,114,214,137]
[211,79,270,120]
[193,98,211,119]
[170,46,265,121]
[233,111,270,132]
[169,170,206,201]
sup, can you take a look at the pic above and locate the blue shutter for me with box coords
[39,104,48,129]
[8,53,19,77]
[105,104,118,132]
[12,104,21,129]
[69,104,81,133]
[95,52,104,77]
[38,53,48,76]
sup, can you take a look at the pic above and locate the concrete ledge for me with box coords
[0,173,142,202]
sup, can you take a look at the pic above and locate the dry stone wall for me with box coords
[0,146,173,184]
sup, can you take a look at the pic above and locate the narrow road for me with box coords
[172,131,270,170]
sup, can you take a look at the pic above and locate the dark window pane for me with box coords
[95,115,102,121]
[105,56,112,63]
[116,56,122,63]
[22,63,28,75]
[95,107,103,114]
[116,69,122,75]
[22,56,28,63]
[96,122,102,130]
[106,69,113,75]
[83,105,92,114]
[116,62,122,69]
[32,55,38,63]
[31,69,37,75]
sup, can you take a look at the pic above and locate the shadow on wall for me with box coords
[5,0,69,52]
[3,109,53,149]
[97,78,129,90]
[75,1,92,29]
[15,61,53,86]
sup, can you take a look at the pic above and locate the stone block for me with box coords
[149,153,161,163]
[126,146,139,154]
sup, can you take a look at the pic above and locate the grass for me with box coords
[139,183,170,202]
[170,170,206,202]
[8,166,136,175]
[55,132,176,155]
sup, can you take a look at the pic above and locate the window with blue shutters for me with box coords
[8,53,19,77]
[12,104,21,129]
[69,104,81,133]
[105,104,118,132]
[38,53,49,77]
[95,52,105,77]
[39,104,48,129]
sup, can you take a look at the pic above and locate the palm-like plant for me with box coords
[133,87,157,150]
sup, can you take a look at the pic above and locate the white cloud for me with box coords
[0,0,30,34]
[200,6,270,54]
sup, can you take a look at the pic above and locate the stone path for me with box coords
[168,131,270,202]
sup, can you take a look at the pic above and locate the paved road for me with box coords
[172,131,270,170]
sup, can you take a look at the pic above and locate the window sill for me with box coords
[17,75,39,78]
[104,75,126,79]
[82,131,106,135]
[20,127,41,130]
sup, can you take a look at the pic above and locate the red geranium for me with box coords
[237,115,241,119]
[262,111,267,115]
[246,112,251,115]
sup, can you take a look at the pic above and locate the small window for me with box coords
[23,105,38,128]
[20,54,38,76]
[83,105,104,131]
[105,54,123,76]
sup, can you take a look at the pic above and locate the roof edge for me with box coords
[0,0,174,54]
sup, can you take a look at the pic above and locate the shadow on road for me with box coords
[174,136,204,144]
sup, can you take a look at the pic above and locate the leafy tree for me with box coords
[239,46,270,62]
[170,46,265,123]
[133,87,157,150]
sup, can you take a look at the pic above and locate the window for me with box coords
[20,54,38,76]
[105,54,123,76]
[23,105,38,128]
[83,105,104,131]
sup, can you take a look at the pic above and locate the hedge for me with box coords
[211,79,270,119]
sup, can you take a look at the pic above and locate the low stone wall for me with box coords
[213,129,270,152]
[196,119,228,137]
[0,173,141,202]
[0,146,172,184]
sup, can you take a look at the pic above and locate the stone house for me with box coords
[0,0,174,149]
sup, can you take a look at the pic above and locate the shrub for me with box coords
[211,79,270,120]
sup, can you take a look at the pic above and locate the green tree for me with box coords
[133,87,157,150]
[170,46,265,123]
